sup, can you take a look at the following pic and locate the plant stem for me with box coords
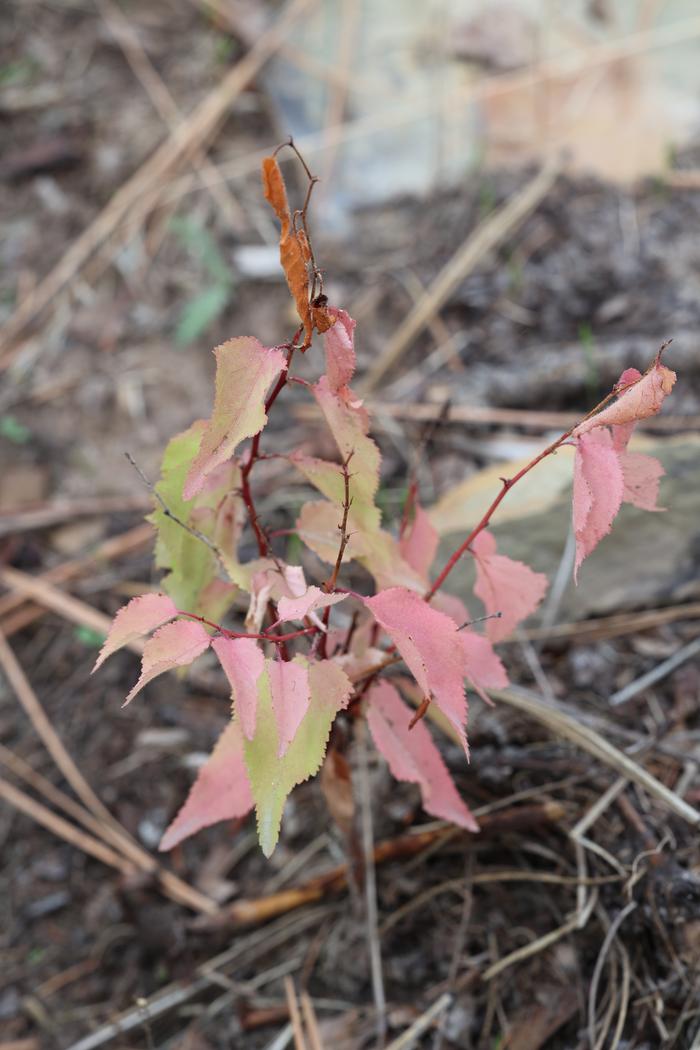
[425,383,622,601]
[176,609,317,645]
[318,453,354,657]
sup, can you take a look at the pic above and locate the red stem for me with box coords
[176,610,317,645]
[425,383,623,601]
[237,337,302,659]
[239,341,299,558]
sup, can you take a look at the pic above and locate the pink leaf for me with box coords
[268,657,310,757]
[573,360,676,439]
[212,636,265,740]
[276,587,348,623]
[432,592,471,626]
[183,337,287,500]
[323,308,356,392]
[367,681,478,830]
[92,593,178,672]
[572,430,625,579]
[124,620,211,704]
[432,593,509,701]
[619,450,665,511]
[610,368,642,452]
[159,720,253,851]
[362,587,469,753]
[472,531,548,641]
[399,504,439,581]
[460,630,509,703]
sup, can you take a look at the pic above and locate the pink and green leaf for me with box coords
[312,375,381,530]
[92,593,178,672]
[268,656,311,757]
[149,424,240,615]
[471,531,548,640]
[243,660,352,856]
[159,720,254,851]
[183,337,287,500]
[124,620,211,704]
[296,499,371,564]
[212,636,265,740]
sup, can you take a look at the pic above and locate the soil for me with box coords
[1,3,700,1049]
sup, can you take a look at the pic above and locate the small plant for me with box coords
[95,144,677,857]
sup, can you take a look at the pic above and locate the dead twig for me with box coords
[0,496,151,538]
[482,890,597,982]
[296,400,699,434]
[65,909,327,1050]
[299,993,324,1050]
[0,566,135,646]
[610,636,700,706]
[386,994,453,1050]
[97,0,246,234]
[198,803,566,930]
[0,777,134,874]
[588,902,637,1050]
[514,601,700,645]
[0,625,217,914]
[491,686,700,827]
[357,718,386,1046]
[284,978,308,1050]
[0,523,153,635]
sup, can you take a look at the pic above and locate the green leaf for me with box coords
[175,285,230,347]
[149,423,240,615]
[75,626,106,649]
[0,415,31,444]
[243,660,352,856]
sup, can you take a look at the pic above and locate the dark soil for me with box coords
[1,3,699,1048]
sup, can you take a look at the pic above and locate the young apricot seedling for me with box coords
[95,144,677,856]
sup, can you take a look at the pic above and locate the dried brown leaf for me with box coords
[262,155,312,347]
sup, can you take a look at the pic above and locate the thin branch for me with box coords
[275,137,323,301]
[125,452,223,562]
[457,612,502,631]
[358,718,385,1047]
[204,803,566,931]
[0,776,135,874]
[324,452,354,596]
[317,453,354,659]
[176,609,319,646]
[0,625,216,913]
[240,341,298,559]
[425,355,666,601]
